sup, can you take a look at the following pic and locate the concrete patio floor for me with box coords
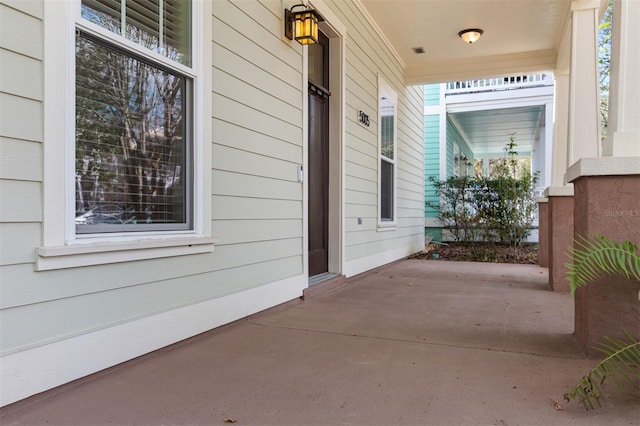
[1,259,639,425]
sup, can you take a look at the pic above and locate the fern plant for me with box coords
[563,234,640,410]
[563,331,640,410]
[566,234,640,298]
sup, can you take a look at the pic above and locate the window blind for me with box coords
[75,32,188,232]
[81,0,191,65]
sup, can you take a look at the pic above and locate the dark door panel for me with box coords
[308,32,330,277]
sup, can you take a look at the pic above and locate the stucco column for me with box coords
[566,0,640,358]
[535,103,553,269]
[543,73,573,290]
[567,159,640,357]
[537,197,549,268]
[544,187,574,292]
[603,0,640,157]
[567,0,602,165]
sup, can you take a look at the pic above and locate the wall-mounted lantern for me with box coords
[285,3,323,45]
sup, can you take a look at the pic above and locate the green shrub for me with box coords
[428,136,539,248]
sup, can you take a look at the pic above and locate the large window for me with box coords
[378,76,398,225]
[75,0,193,233]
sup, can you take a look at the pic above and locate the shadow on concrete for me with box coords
[2,260,638,425]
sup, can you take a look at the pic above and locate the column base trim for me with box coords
[567,157,640,183]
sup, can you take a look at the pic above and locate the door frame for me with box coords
[301,0,346,280]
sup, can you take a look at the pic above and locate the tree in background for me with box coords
[599,0,612,142]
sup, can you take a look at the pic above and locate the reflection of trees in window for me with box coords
[75,34,186,228]
[474,158,484,179]
[488,157,531,179]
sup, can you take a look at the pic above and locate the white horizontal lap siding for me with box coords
[0,1,44,269]
[1,0,310,406]
[0,0,306,325]
[211,0,304,272]
[0,235,300,313]
[346,234,420,262]
[323,1,423,273]
[1,253,302,356]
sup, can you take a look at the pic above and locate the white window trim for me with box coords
[377,74,398,229]
[39,0,212,271]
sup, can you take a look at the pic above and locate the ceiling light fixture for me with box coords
[458,28,484,44]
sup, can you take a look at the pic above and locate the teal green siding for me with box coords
[424,84,440,106]
[424,113,442,242]
[424,86,475,243]
[425,227,443,242]
[424,114,440,218]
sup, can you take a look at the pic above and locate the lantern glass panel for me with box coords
[294,11,318,44]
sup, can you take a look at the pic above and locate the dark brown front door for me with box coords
[308,32,330,277]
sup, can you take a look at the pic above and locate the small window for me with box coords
[75,0,194,234]
[378,76,398,225]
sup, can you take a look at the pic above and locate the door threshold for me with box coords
[303,273,347,300]
[308,272,338,286]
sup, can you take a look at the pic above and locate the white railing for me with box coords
[445,74,551,94]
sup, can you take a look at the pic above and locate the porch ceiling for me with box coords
[358,0,572,84]
[449,105,545,157]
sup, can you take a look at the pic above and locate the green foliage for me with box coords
[599,0,612,141]
[428,136,539,248]
[564,331,640,410]
[566,234,640,296]
[563,234,640,410]
[427,175,480,242]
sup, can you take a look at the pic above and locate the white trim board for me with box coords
[0,274,306,407]
[344,243,423,278]
[424,218,442,227]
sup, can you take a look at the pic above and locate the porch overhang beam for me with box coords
[405,49,557,85]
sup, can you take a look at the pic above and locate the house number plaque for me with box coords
[357,110,370,128]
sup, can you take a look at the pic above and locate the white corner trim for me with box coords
[0,274,306,407]
[36,237,215,271]
[352,0,405,70]
[536,197,549,203]
[544,185,574,197]
[566,157,640,183]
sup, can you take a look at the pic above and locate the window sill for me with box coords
[36,237,214,271]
